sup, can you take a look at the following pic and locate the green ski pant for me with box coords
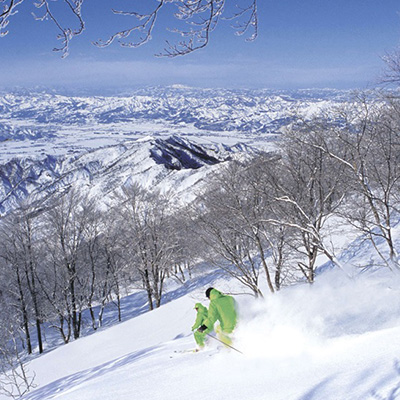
[216,325,233,346]
[193,330,206,348]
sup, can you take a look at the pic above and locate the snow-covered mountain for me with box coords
[0,86,351,214]
[0,135,259,214]
[0,86,349,135]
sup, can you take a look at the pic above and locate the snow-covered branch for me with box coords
[32,0,85,57]
[1,0,258,57]
[94,1,165,50]
[226,0,258,41]
[0,0,23,37]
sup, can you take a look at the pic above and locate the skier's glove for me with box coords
[197,325,207,333]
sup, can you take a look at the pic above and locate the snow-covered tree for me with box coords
[0,315,36,399]
[0,214,35,355]
[267,124,348,282]
[39,189,91,341]
[193,158,291,296]
[114,184,179,310]
[303,93,400,271]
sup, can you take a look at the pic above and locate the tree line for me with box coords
[1,89,400,397]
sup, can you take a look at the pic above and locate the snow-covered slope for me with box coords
[13,264,400,400]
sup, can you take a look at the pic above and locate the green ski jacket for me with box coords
[204,289,237,333]
[191,303,208,331]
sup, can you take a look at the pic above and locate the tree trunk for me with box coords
[143,270,153,311]
[26,265,44,353]
[69,273,80,340]
[15,267,32,354]
[255,236,275,293]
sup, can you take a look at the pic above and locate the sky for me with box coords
[1,0,400,93]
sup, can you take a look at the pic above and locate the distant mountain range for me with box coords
[0,86,351,142]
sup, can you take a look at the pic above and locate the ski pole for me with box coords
[205,332,243,354]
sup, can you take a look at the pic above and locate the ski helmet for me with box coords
[205,287,214,299]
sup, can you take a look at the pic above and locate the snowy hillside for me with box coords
[0,135,259,214]
[10,257,400,400]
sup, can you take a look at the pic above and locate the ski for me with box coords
[174,349,199,354]
[171,348,219,358]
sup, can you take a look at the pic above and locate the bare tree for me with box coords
[41,189,91,340]
[194,202,264,297]
[115,184,179,310]
[302,94,400,271]
[260,123,349,283]
[1,0,257,57]
[0,276,36,398]
[0,327,36,399]
[167,209,201,283]
[78,200,105,331]
[0,217,33,355]
[93,209,131,326]
[241,155,297,289]
[97,227,125,325]
[381,48,400,86]
[193,159,284,296]
[5,203,45,354]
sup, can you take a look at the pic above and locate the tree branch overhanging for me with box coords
[32,0,85,57]
[0,0,85,57]
[0,0,23,36]
[1,0,258,57]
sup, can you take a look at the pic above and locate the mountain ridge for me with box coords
[0,135,261,215]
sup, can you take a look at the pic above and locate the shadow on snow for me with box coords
[21,346,160,400]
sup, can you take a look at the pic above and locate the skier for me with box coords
[191,303,209,350]
[198,287,237,347]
